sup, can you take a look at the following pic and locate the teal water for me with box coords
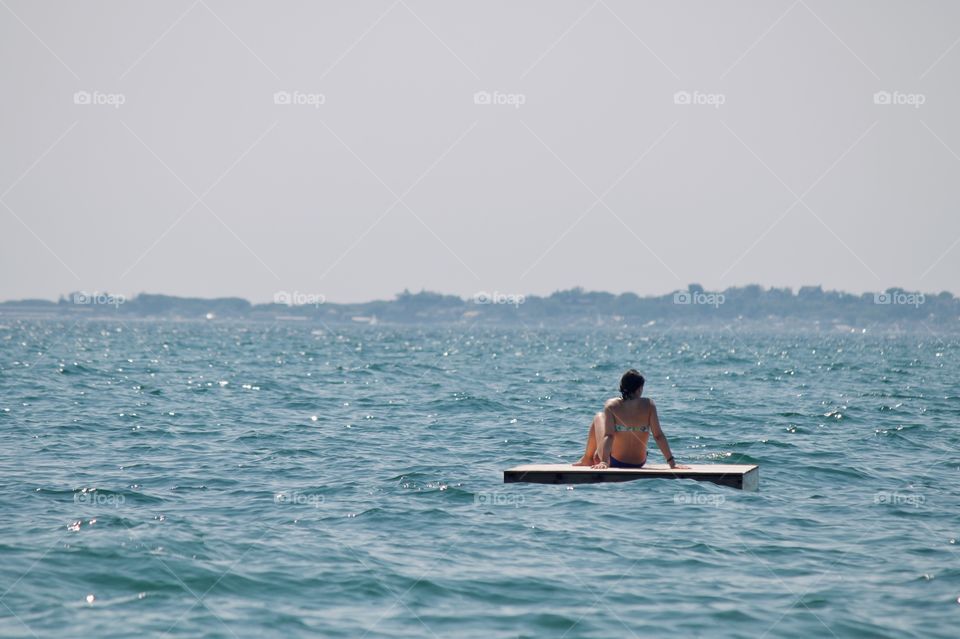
[1,319,958,638]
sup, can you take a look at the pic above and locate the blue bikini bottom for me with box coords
[609,454,646,468]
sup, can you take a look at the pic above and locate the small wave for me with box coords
[799,463,874,481]
[704,450,764,465]
[57,361,107,376]
[822,409,850,421]
[267,448,324,458]
[425,395,511,413]
[64,591,150,610]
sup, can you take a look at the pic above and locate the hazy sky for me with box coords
[1,1,958,303]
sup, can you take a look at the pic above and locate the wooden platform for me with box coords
[503,463,759,490]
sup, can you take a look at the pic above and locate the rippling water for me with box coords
[1,319,958,638]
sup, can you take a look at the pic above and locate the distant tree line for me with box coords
[0,285,954,327]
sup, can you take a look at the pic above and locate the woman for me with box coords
[574,369,686,469]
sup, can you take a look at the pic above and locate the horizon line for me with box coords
[1,283,953,307]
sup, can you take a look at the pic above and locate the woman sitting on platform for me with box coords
[574,369,687,469]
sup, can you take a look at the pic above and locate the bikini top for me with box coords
[614,423,650,433]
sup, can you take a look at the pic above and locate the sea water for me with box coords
[0,319,957,638]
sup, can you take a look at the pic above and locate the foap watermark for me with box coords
[673,290,725,308]
[472,291,525,307]
[274,492,325,507]
[474,491,525,508]
[873,291,925,308]
[874,491,925,508]
[674,90,725,109]
[273,90,326,108]
[473,90,526,109]
[673,492,725,507]
[72,291,126,308]
[74,490,125,507]
[273,290,326,307]
[73,90,126,109]
[873,90,926,108]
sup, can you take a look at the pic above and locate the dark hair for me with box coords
[619,369,645,399]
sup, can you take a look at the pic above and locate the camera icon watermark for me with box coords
[673,90,725,109]
[474,491,525,507]
[73,90,126,109]
[273,90,326,108]
[273,492,325,507]
[673,290,725,308]
[72,291,126,308]
[874,491,924,508]
[873,90,925,108]
[473,90,526,109]
[273,290,326,307]
[873,291,925,308]
[472,290,525,307]
[673,492,725,507]
[74,489,125,507]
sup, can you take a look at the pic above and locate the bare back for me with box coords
[604,396,659,463]
[606,396,654,429]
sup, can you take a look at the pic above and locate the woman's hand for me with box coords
[591,460,609,469]
[670,461,691,470]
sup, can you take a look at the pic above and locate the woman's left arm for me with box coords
[649,401,687,469]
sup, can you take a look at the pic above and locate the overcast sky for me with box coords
[1,1,958,303]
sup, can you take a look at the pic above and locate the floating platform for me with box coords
[503,463,759,490]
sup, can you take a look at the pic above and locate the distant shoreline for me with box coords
[0,286,955,328]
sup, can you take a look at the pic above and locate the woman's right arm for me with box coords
[592,402,617,468]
